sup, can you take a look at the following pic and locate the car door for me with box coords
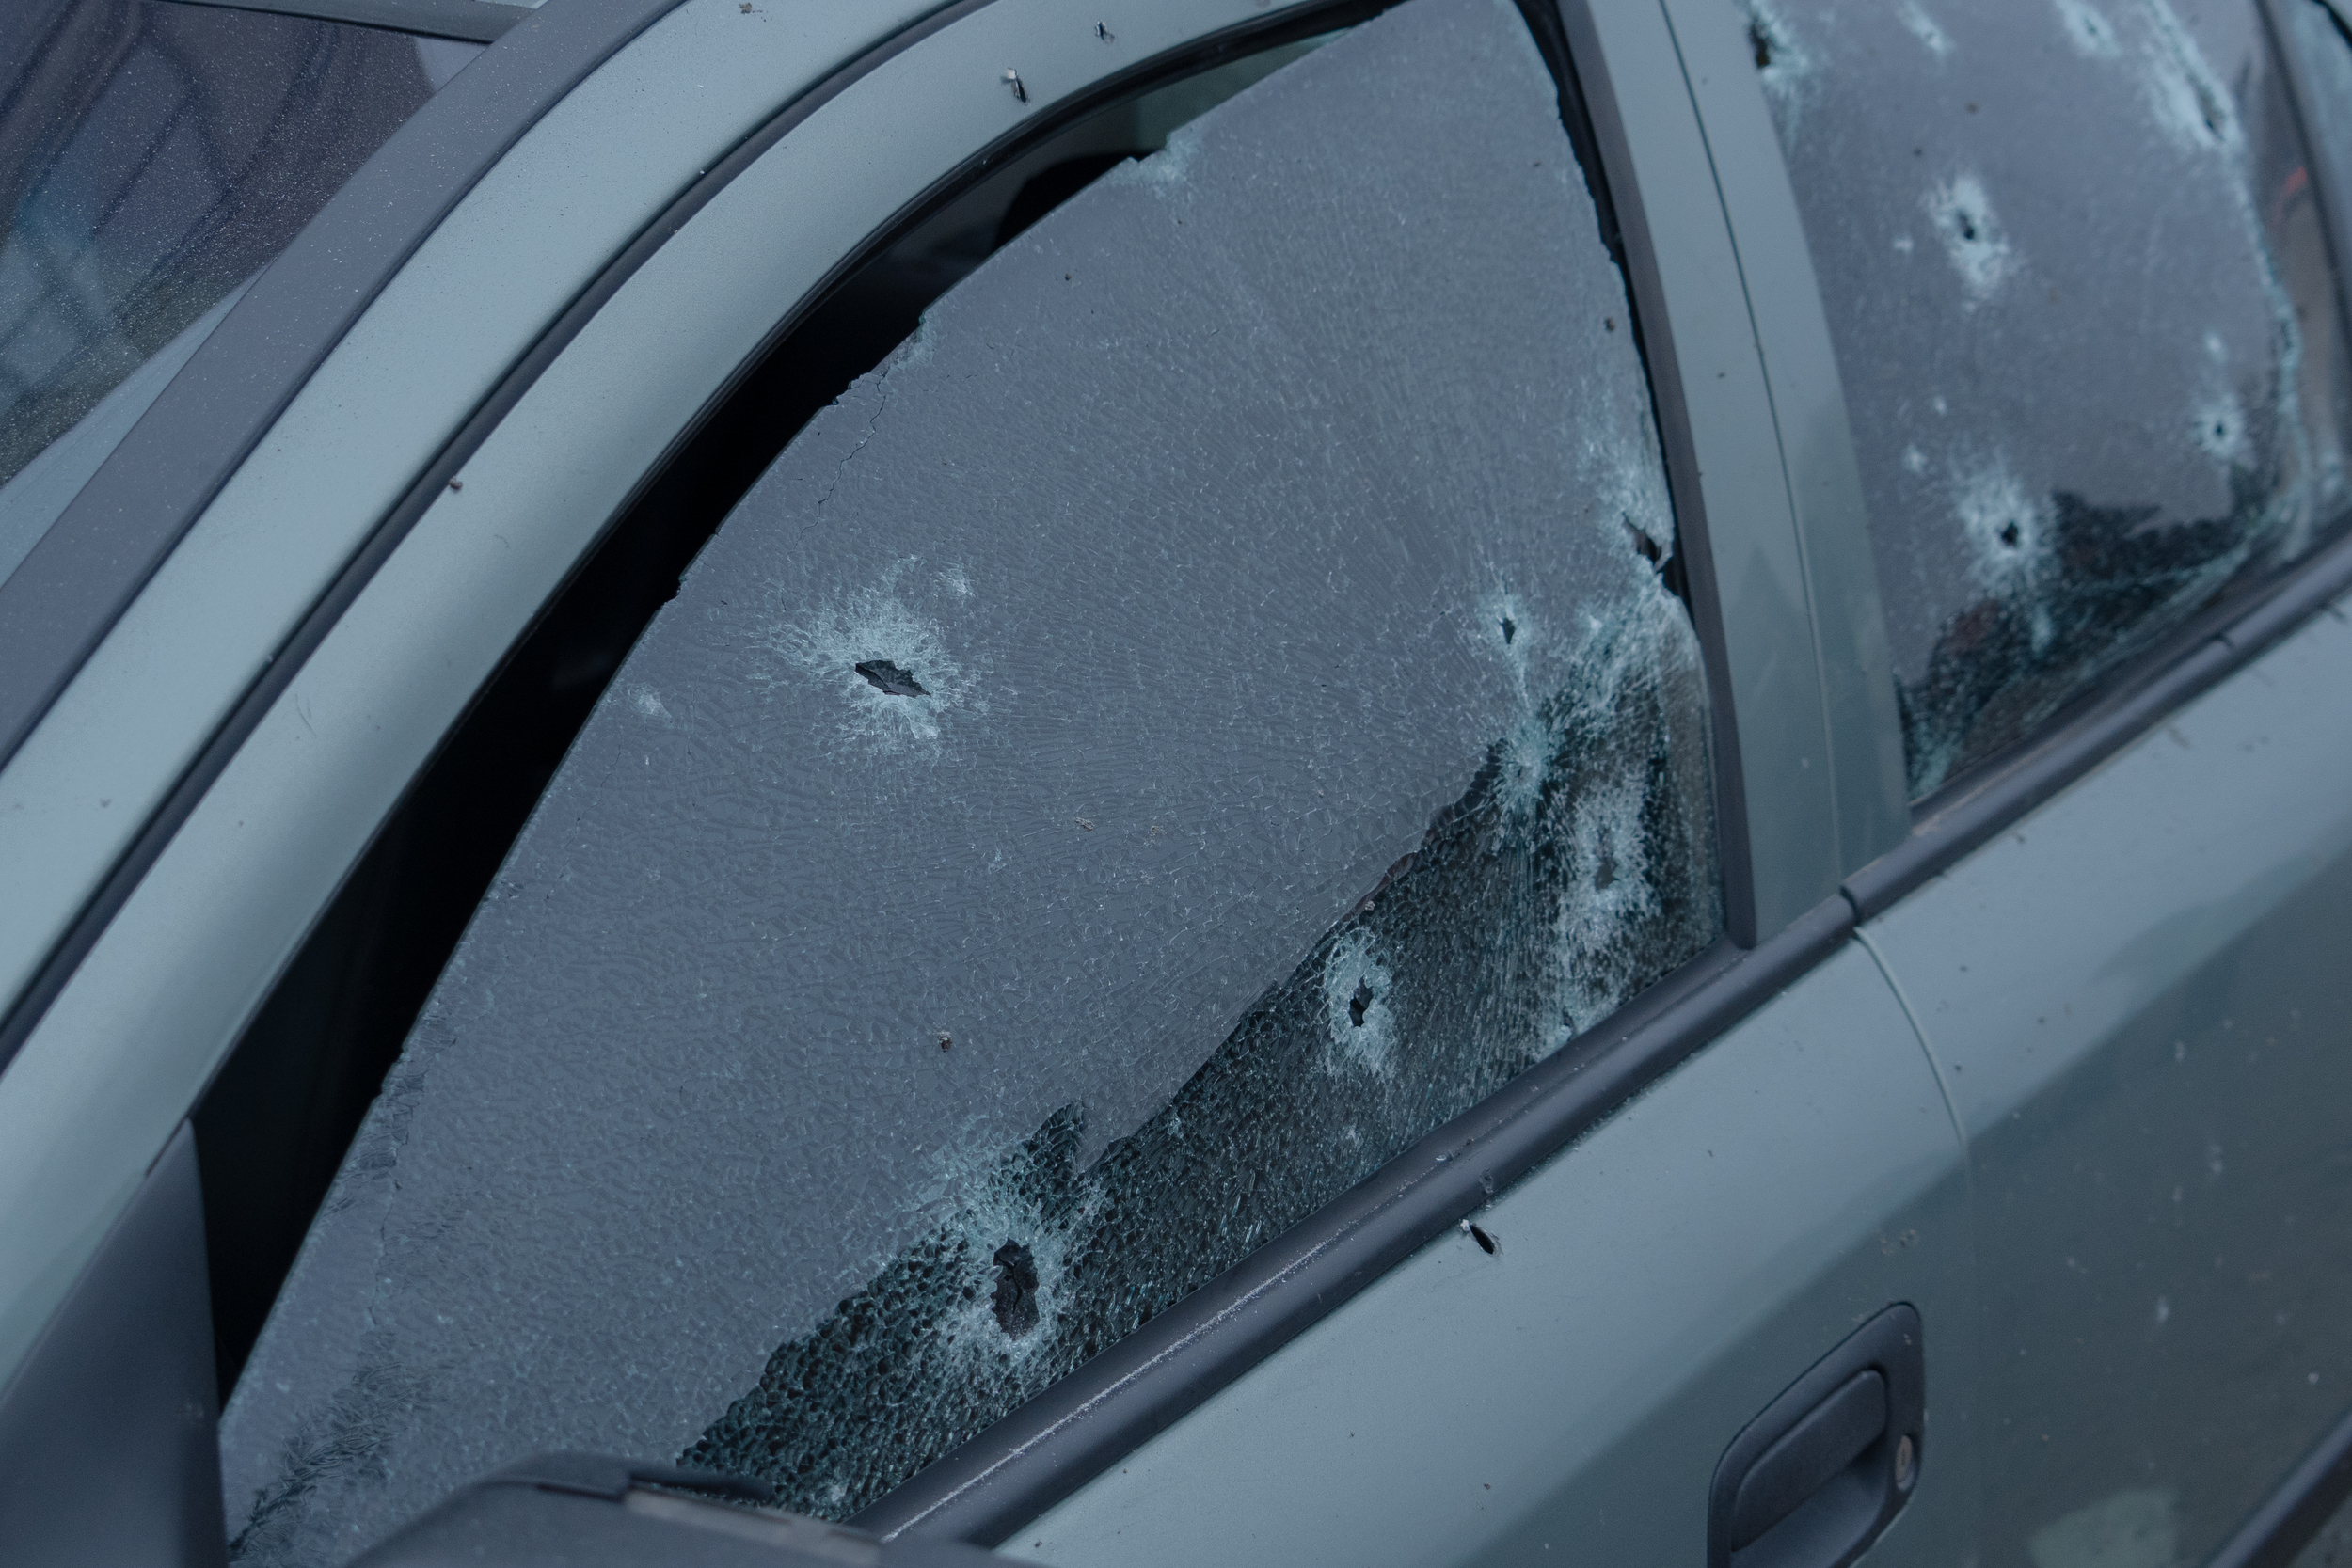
[1724,0,2352,1564]
[4,2,1976,1566]
[210,0,1980,1563]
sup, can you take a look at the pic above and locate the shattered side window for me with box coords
[216,0,1719,1557]
[1740,0,2352,799]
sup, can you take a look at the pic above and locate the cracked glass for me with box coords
[216,0,1721,1557]
[1741,0,2352,799]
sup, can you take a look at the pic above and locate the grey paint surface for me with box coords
[0,0,1308,1455]
[1658,0,1908,876]
[1018,941,1976,1568]
[1566,0,1846,939]
[1862,600,2352,1568]
[221,0,1719,1550]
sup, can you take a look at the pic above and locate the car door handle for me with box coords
[1708,1305,1925,1568]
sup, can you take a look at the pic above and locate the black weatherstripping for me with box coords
[854,899,1855,1547]
[161,0,532,42]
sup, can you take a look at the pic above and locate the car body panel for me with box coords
[1015,941,1975,1568]
[1860,593,2352,1567]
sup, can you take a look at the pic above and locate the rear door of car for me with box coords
[1718,1,2352,1564]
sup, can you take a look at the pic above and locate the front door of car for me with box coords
[201,0,1988,1563]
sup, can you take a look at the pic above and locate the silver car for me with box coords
[2,0,2350,1564]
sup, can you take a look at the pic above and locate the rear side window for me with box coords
[218,0,1720,1555]
[0,0,457,585]
[1744,0,2352,798]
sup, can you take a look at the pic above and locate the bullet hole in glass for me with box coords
[1750,19,1773,67]
[853,658,928,696]
[1469,1223,1499,1254]
[1626,520,1664,565]
[1999,521,2021,547]
[1501,615,1517,644]
[1349,980,1375,1027]
[991,1241,1040,1338]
